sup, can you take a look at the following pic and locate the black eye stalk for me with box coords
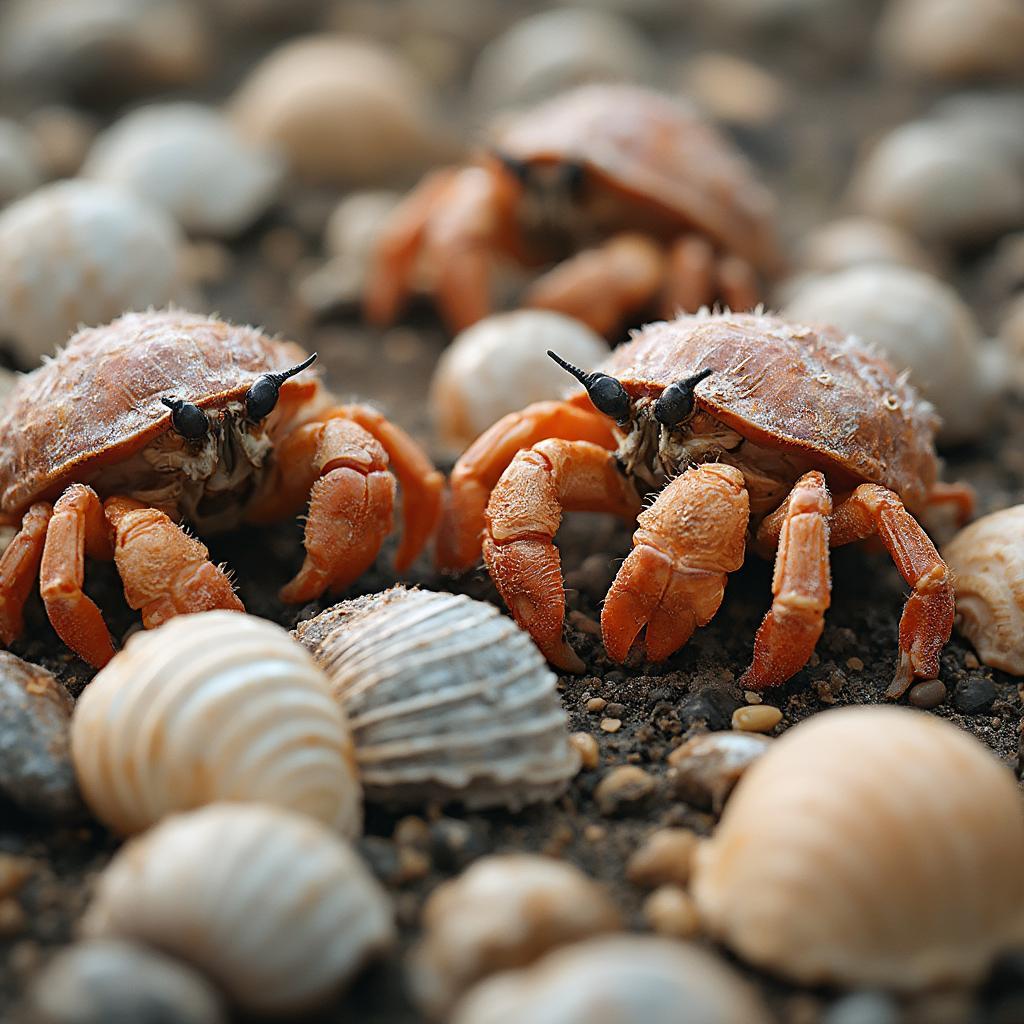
[246,353,318,421]
[654,368,714,428]
[160,398,210,440]
[547,350,631,425]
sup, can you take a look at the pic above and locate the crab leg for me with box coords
[829,484,953,698]
[104,498,243,630]
[0,503,53,645]
[661,235,717,316]
[440,400,617,573]
[602,464,749,663]
[741,472,833,691]
[39,485,116,668]
[524,233,666,336]
[483,439,641,672]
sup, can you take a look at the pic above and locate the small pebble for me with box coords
[605,702,627,719]
[600,718,622,733]
[953,676,997,715]
[731,705,783,733]
[642,885,701,939]
[908,679,947,710]
[666,731,772,812]
[846,657,865,671]
[586,697,607,714]
[584,824,606,842]
[964,652,980,669]
[394,846,431,884]
[626,828,699,888]
[569,732,600,771]
[0,898,26,936]
[0,854,32,898]
[393,815,431,849]
[594,765,655,816]
[744,690,763,704]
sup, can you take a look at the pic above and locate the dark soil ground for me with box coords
[2,4,1024,1023]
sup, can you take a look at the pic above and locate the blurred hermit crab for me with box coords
[440,311,972,695]
[365,84,781,337]
[0,311,442,667]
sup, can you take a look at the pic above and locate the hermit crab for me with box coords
[0,310,443,667]
[365,84,781,337]
[440,311,971,694]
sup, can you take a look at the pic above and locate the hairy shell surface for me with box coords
[82,802,395,1014]
[293,587,580,810]
[692,706,1024,989]
[72,611,362,837]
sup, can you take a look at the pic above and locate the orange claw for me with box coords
[741,472,832,691]
[0,503,52,645]
[40,484,116,668]
[483,438,640,672]
[603,464,749,663]
[440,400,618,574]
[104,497,243,629]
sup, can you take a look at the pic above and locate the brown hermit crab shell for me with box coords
[0,310,321,515]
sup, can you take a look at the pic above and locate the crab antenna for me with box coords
[270,352,317,384]
[547,350,600,390]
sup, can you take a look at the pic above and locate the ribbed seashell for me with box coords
[452,935,772,1024]
[470,9,656,112]
[0,118,42,207]
[29,940,226,1024]
[82,103,284,238]
[692,706,1024,989]
[0,180,192,365]
[72,611,362,837]
[784,264,999,443]
[943,506,1024,674]
[230,35,450,186]
[82,802,396,1014]
[293,588,580,810]
[430,311,611,456]
[409,854,621,1019]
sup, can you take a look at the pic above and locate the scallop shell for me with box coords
[72,611,362,837]
[943,505,1024,674]
[0,180,193,365]
[430,311,611,455]
[0,118,42,207]
[409,854,621,1018]
[293,588,580,810]
[784,264,998,443]
[83,103,284,238]
[452,935,772,1024]
[230,35,447,186]
[82,802,396,1014]
[692,706,1024,989]
[29,940,226,1024]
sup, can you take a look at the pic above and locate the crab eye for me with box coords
[654,368,714,428]
[245,352,318,421]
[160,398,209,440]
[547,350,631,424]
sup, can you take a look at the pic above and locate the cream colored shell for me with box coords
[784,264,998,443]
[452,935,772,1024]
[82,802,395,1014]
[83,103,284,238]
[293,588,580,810]
[0,180,193,364]
[408,854,621,1018]
[230,35,445,186]
[72,611,362,837]
[0,118,42,207]
[692,706,1024,989]
[943,505,1024,674]
[795,217,937,277]
[430,311,611,455]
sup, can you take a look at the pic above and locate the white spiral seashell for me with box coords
[72,611,362,837]
[82,802,395,1014]
[293,587,580,810]
[943,505,1024,674]
[692,706,1024,989]
[452,935,772,1024]
[82,103,284,238]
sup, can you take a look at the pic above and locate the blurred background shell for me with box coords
[469,7,657,112]
[28,939,227,1024]
[0,179,193,366]
[230,34,453,186]
[82,103,284,238]
[71,611,362,837]
[293,588,580,810]
[792,216,938,279]
[943,505,1024,675]
[408,853,621,1018]
[451,935,773,1024]
[429,311,611,456]
[0,118,43,208]
[82,802,396,1014]
[691,706,1024,989]
[784,264,1001,444]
